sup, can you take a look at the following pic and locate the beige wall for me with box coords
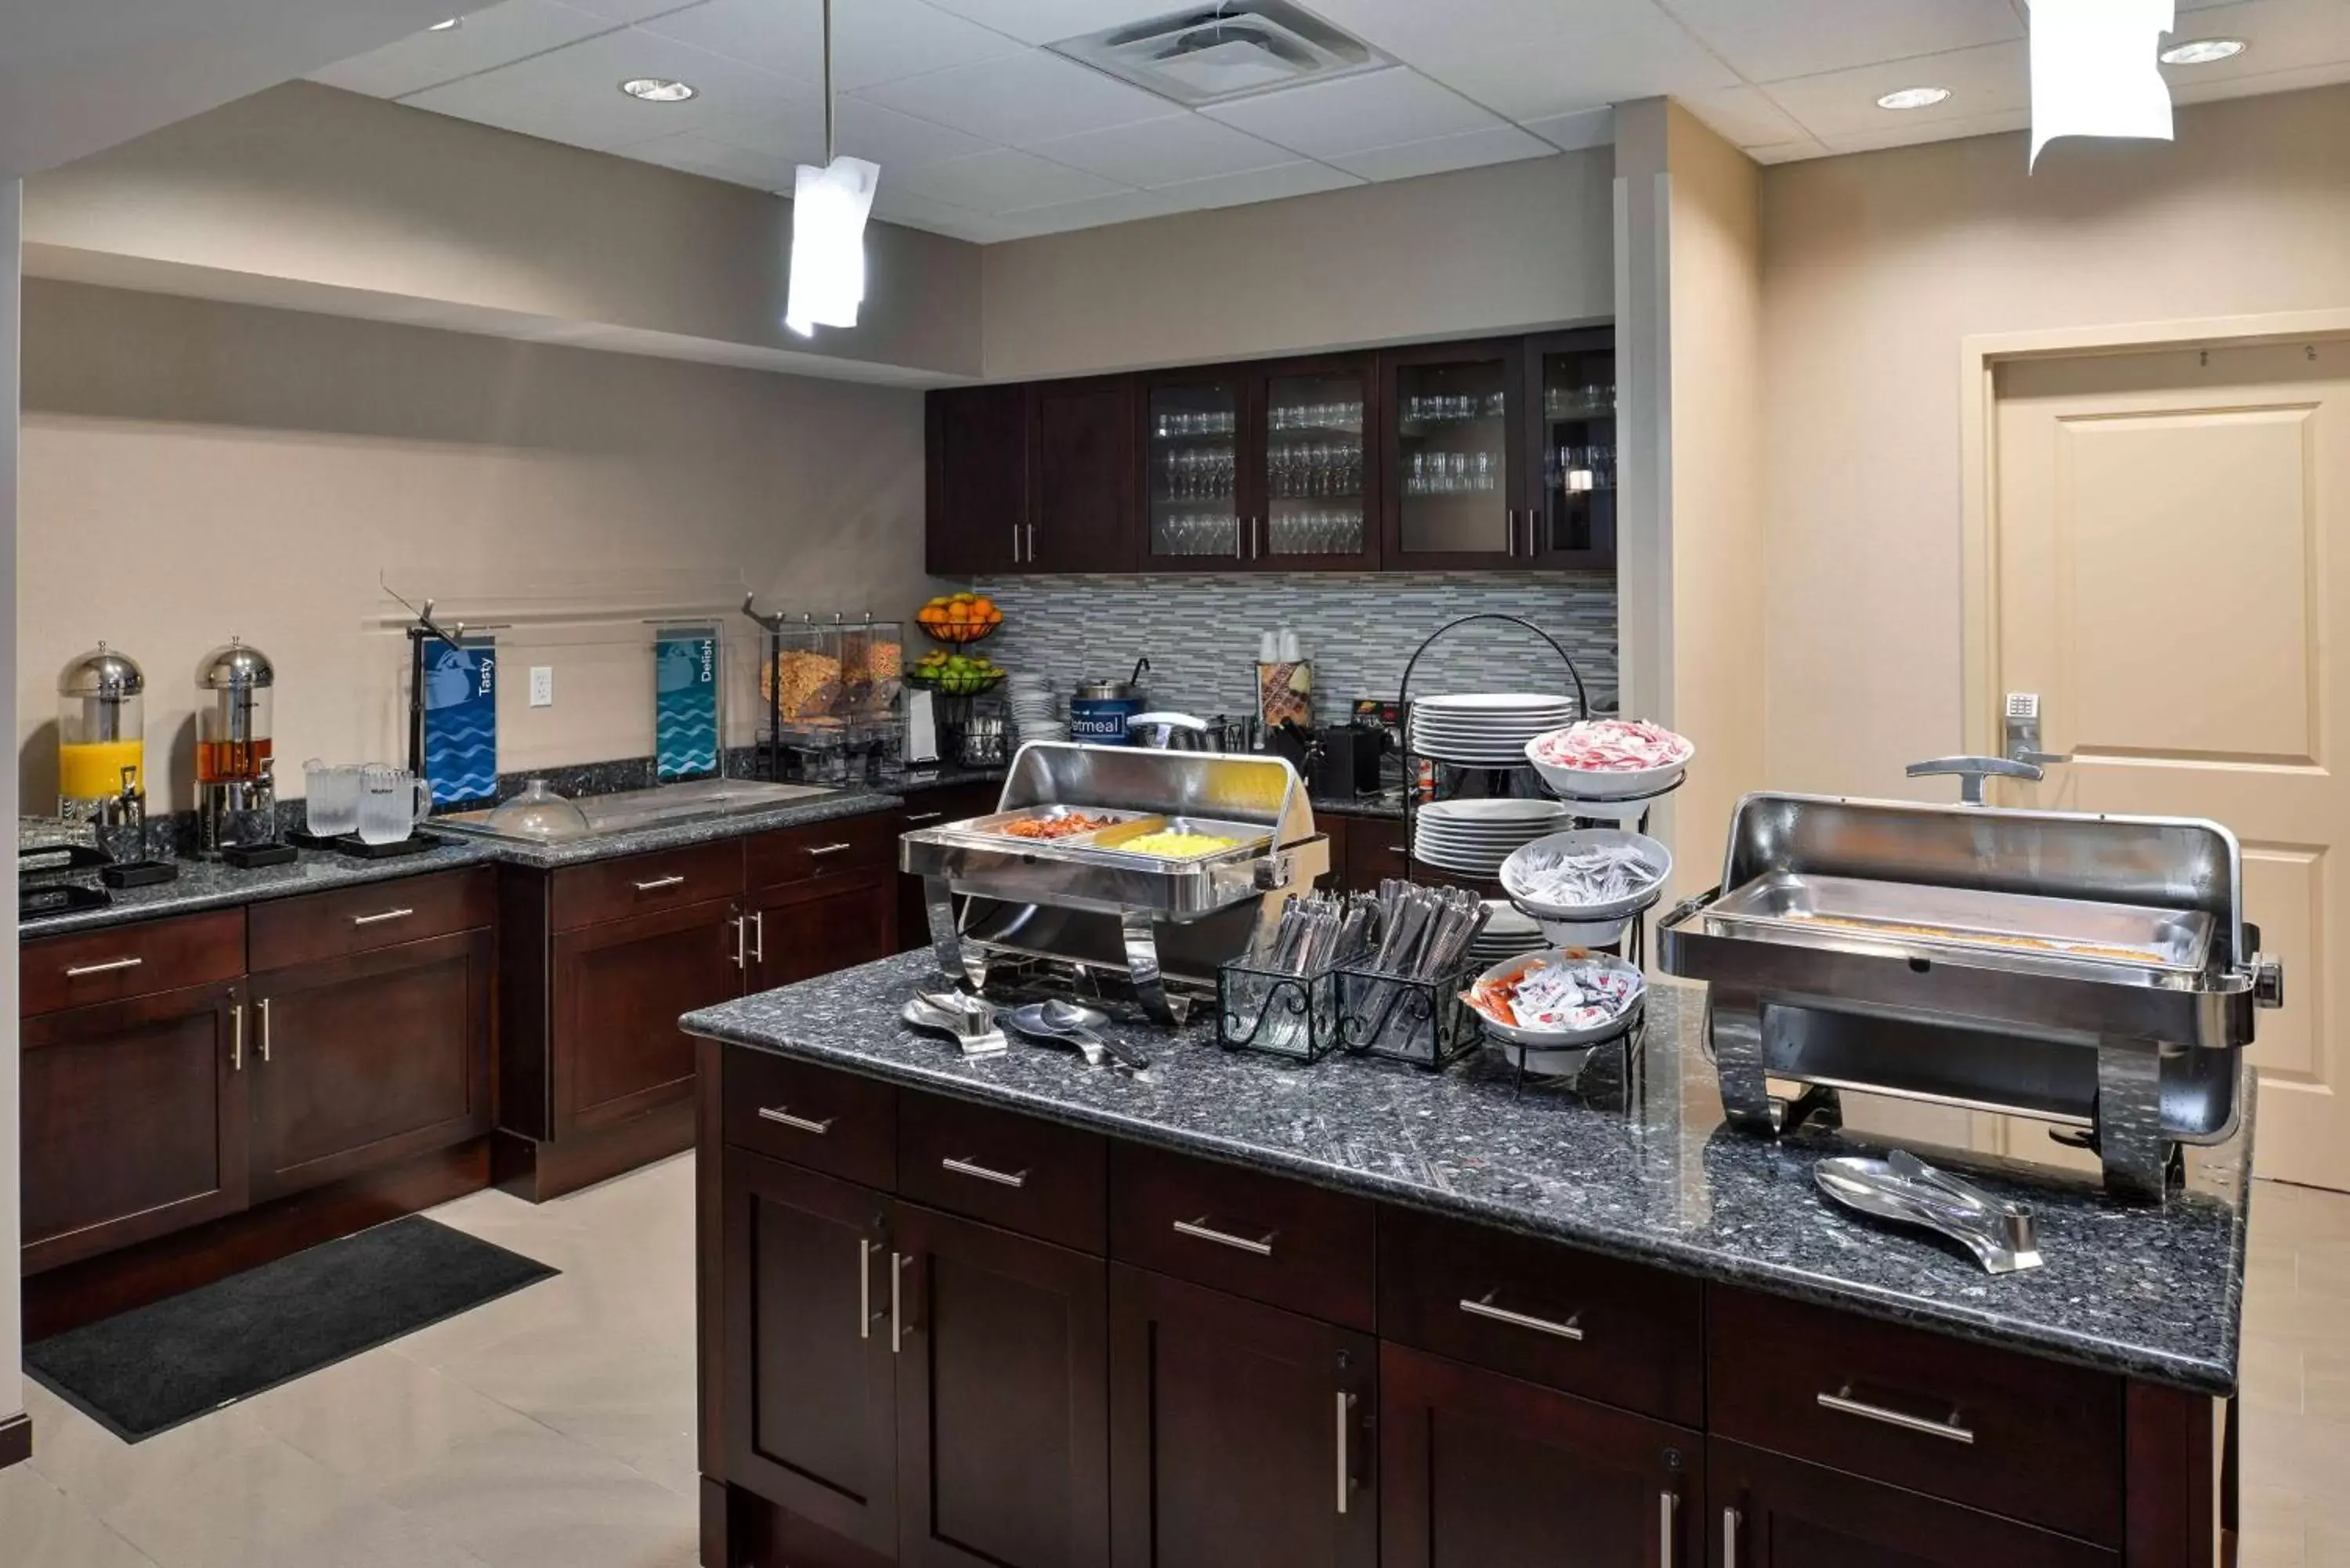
[3,179,23,1436]
[980,151,1614,381]
[18,281,937,813]
[1761,83,2350,800]
[27,83,982,384]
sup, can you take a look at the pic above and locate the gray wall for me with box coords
[3,176,22,1439]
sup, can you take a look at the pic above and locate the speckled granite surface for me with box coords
[458,789,904,869]
[684,951,2252,1395]
[20,836,501,938]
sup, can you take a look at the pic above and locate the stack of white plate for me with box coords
[1468,900,1545,966]
[1007,676,1065,747]
[1409,798,1571,880]
[1408,694,1579,767]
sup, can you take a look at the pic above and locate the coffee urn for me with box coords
[195,638,280,860]
[56,642,147,857]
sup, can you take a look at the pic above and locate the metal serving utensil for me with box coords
[1814,1152,2042,1274]
[1040,998,1152,1074]
[909,990,1007,1057]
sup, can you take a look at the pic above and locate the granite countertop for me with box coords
[1311,789,1406,821]
[462,788,903,869]
[20,836,504,937]
[683,951,2251,1396]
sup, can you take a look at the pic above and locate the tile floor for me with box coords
[5,1161,2348,1567]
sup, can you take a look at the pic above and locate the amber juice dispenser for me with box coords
[57,643,147,854]
[195,638,281,860]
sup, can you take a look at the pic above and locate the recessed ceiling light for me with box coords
[2160,38,2247,66]
[427,16,461,30]
[620,77,696,102]
[1876,85,1954,110]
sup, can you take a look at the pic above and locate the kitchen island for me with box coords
[683,949,2244,1568]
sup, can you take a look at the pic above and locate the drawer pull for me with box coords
[1817,1386,1976,1445]
[941,1156,1029,1189]
[633,875,688,892]
[350,908,414,927]
[1660,1491,1679,1568]
[804,842,855,858]
[258,995,273,1063]
[64,956,143,978]
[1173,1216,1275,1257]
[859,1237,875,1341]
[904,810,945,824]
[1336,1390,1354,1515]
[1459,1292,1584,1342]
[1723,1507,1741,1567]
[891,1251,909,1355]
[757,1106,835,1136]
[231,1001,244,1072]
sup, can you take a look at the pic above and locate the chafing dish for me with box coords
[1659,786,2283,1201]
[901,742,1329,1021]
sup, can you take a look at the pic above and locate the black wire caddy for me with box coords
[1396,612,1683,1090]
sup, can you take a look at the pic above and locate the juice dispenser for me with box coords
[56,642,146,854]
[195,637,280,860]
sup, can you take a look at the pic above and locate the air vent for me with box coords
[1050,2,1390,107]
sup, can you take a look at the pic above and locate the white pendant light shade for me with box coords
[2026,0,2175,168]
[785,155,879,337]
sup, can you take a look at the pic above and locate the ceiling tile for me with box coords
[989,186,1185,237]
[1816,104,2029,156]
[1198,68,1502,158]
[700,94,992,169]
[850,48,1174,144]
[1520,105,1614,152]
[1147,159,1365,211]
[870,184,999,234]
[886,144,1131,211]
[401,27,812,148]
[1678,85,1812,148]
[1373,2,1740,122]
[1328,122,1554,182]
[1744,138,1831,164]
[638,0,1024,92]
[551,0,704,21]
[914,0,1176,47]
[310,0,617,99]
[2168,55,2350,104]
[628,128,795,186]
[1021,113,1296,187]
[1766,38,2029,141]
[1663,0,2024,85]
[2157,0,2350,87]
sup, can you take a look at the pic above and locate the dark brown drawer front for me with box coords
[1379,1205,1704,1426]
[1110,1142,1375,1331]
[897,1090,1107,1254]
[1708,1285,2125,1546]
[744,811,898,890]
[551,839,745,931]
[248,867,494,972]
[723,1049,895,1190]
[23,910,246,1017]
[893,782,1000,834]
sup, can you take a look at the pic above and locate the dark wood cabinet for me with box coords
[1029,376,1137,573]
[248,930,494,1203]
[725,1147,900,1558]
[1107,1263,1377,1568]
[20,980,248,1274]
[749,871,898,994]
[551,894,743,1134]
[1345,818,1412,893]
[1382,1343,1701,1568]
[929,384,1029,578]
[1379,337,1532,571]
[895,1204,1110,1568]
[1523,327,1618,569]
[1706,1439,2118,1568]
[895,784,1000,954]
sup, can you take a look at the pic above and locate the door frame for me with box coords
[1957,305,2350,760]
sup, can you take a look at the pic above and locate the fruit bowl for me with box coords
[906,665,1007,698]
[916,592,1005,645]
[925,619,1000,646]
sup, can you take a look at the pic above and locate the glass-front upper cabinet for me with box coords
[1380,340,1530,569]
[1526,327,1618,566]
[1141,371,1245,567]
[1257,358,1376,569]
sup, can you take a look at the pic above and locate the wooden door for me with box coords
[748,869,898,992]
[929,384,1029,577]
[1523,327,1618,569]
[20,980,248,1273]
[1256,353,1382,571]
[248,930,494,1201]
[1383,1343,1701,1568]
[1031,376,1137,572]
[895,1203,1110,1568]
[1137,365,1250,570]
[1379,338,1531,570]
[1107,1263,1376,1568]
[1706,1439,2117,1567]
[1992,338,2350,1187]
[724,1147,898,1557]
[552,894,742,1133]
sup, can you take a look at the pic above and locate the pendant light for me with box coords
[2026,0,2176,168]
[785,0,880,336]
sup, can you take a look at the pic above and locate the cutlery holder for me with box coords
[1216,959,1339,1063]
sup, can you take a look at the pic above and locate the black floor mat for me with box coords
[25,1215,559,1442]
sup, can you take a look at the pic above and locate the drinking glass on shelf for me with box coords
[1471,451,1495,492]
[1448,452,1469,492]
[1408,452,1428,494]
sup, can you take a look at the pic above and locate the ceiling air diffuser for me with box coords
[1050,2,1390,107]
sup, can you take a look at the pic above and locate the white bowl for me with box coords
[1524,723,1696,801]
[1499,829,1672,921]
[1466,948,1646,1048]
[1534,914,1632,948]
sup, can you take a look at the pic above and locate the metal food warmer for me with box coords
[900,742,1331,1022]
[1659,770,2283,1200]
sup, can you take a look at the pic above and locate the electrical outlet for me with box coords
[530,667,555,707]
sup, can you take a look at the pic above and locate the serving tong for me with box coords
[1813,1150,2043,1274]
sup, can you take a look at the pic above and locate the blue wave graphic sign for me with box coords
[656,627,720,781]
[423,636,498,809]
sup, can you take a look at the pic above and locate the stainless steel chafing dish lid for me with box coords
[1704,791,2254,974]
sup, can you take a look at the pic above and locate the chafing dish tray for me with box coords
[1661,788,2282,1202]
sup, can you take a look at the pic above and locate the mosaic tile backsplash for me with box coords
[975,573,1618,722]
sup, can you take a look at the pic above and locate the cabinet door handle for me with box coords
[1173,1216,1274,1256]
[750,910,765,965]
[804,842,854,858]
[732,913,746,970]
[1817,1386,1976,1443]
[904,810,945,824]
[350,908,413,927]
[1011,523,1023,564]
[258,996,273,1063]
[757,1106,834,1136]
[231,1001,244,1072]
[1723,1506,1741,1566]
[891,1251,909,1354]
[1659,1491,1678,1568]
[1505,507,1518,556]
[633,875,686,893]
[1459,1292,1583,1341]
[1026,523,1037,562]
[941,1156,1028,1189]
[859,1237,875,1341]
[64,956,143,978]
[1335,1390,1357,1515]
